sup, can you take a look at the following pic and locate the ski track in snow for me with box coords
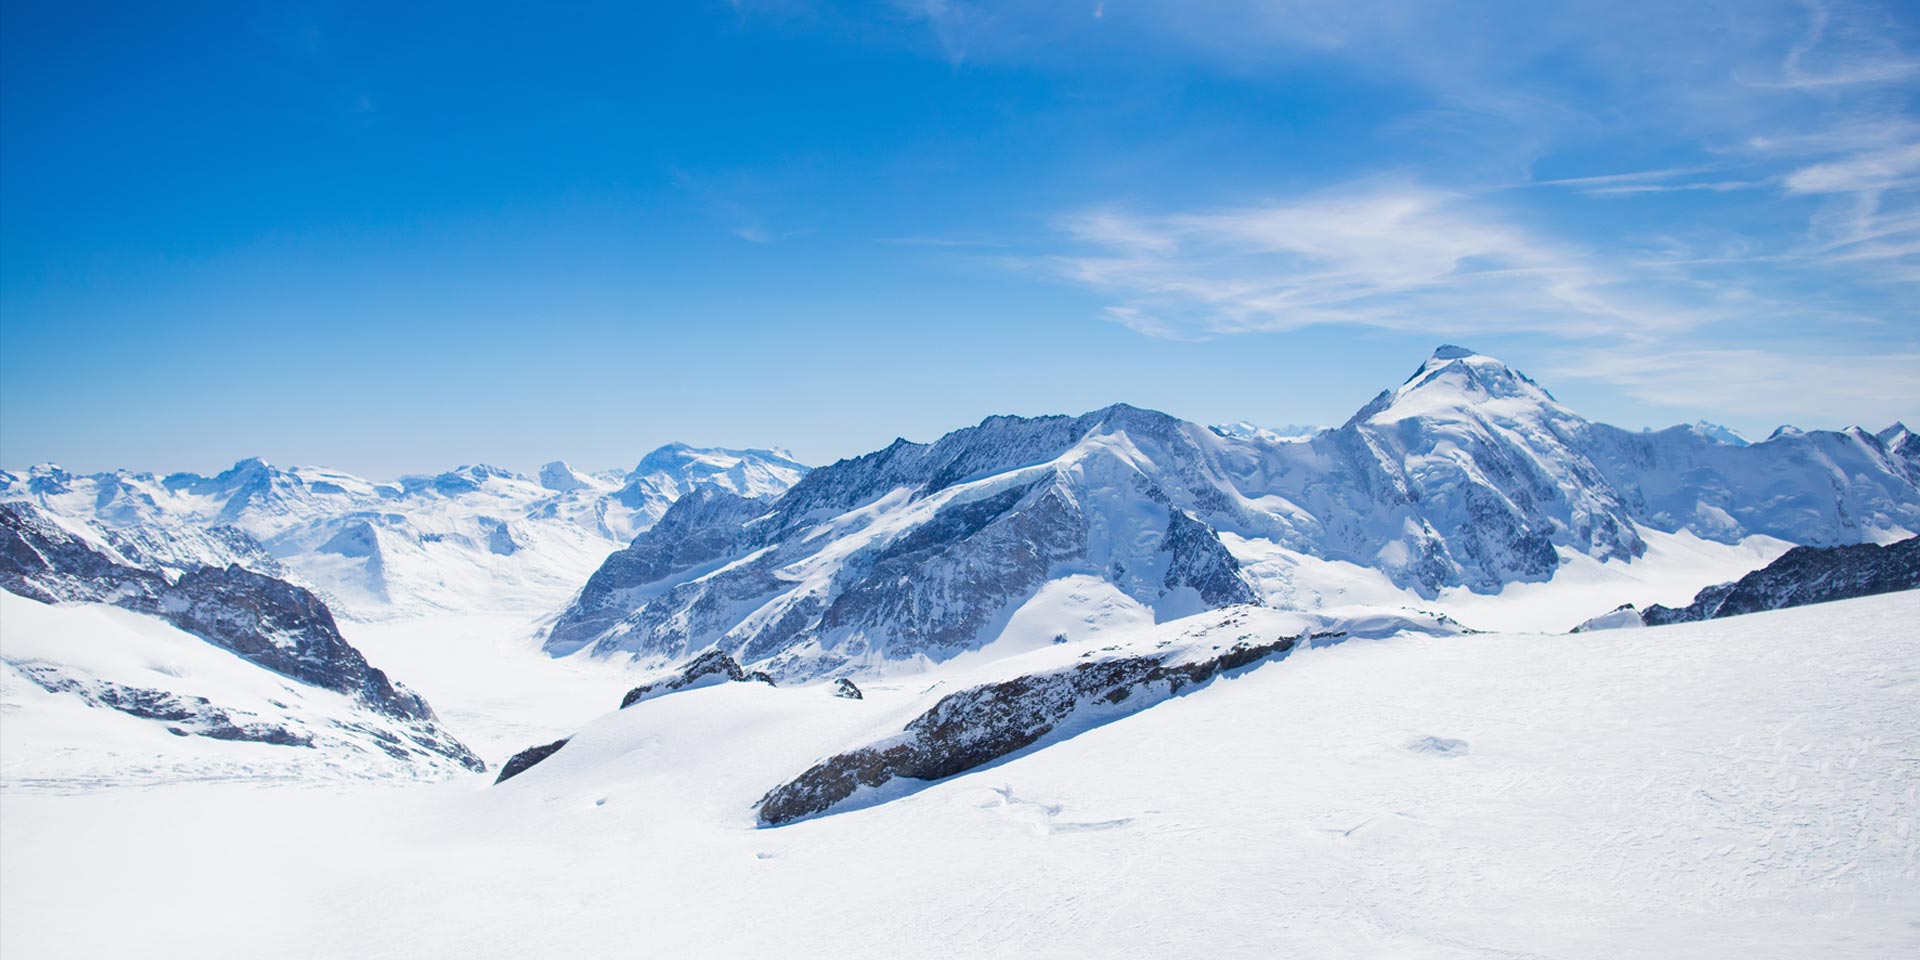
[3,591,1917,958]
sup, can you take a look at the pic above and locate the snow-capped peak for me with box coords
[1688,421,1751,447]
[1357,345,1559,425]
[537,460,596,493]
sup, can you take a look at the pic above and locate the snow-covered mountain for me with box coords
[1686,420,1752,447]
[0,502,482,781]
[1210,420,1324,443]
[545,345,1920,677]
[0,445,807,620]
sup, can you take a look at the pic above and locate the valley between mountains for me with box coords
[2,346,1916,959]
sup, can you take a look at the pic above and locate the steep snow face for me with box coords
[549,346,1920,676]
[1315,347,1647,590]
[0,445,808,620]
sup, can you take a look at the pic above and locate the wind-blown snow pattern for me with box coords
[0,445,807,620]
[547,346,1920,678]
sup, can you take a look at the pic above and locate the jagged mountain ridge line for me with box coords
[0,443,811,620]
[544,346,1920,678]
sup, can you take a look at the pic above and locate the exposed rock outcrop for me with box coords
[495,738,571,784]
[13,663,313,746]
[757,629,1330,825]
[1575,535,1919,630]
[619,650,775,710]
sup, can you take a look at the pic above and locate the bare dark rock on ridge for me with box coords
[495,738,571,784]
[619,650,776,710]
[1576,535,1919,630]
[15,664,314,747]
[757,630,1331,825]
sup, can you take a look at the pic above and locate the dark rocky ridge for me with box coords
[495,738,571,784]
[619,650,775,710]
[756,627,1335,825]
[1580,535,1920,630]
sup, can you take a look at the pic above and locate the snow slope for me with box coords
[0,445,807,620]
[2,590,1914,958]
[0,594,480,788]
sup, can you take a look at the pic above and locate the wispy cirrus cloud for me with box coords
[1040,183,1719,341]
[1746,0,1919,89]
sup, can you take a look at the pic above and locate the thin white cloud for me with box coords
[1041,183,1713,340]
[1751,0,1920,89]
[1783,142,1920,194]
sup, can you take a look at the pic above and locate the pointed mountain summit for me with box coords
[1351,345,1561,426]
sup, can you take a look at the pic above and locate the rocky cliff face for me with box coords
[546,347,1920,678]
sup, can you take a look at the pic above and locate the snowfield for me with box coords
[4,590,1916,958]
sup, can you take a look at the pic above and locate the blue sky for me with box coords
[2,1,1915,477]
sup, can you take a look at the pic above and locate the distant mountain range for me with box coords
[0,445,807,619]
[4,344,1917,785]
[6,346,1916,682]
[543,346,1920,678]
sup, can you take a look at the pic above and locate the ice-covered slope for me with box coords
[5,591,1913,958]
[0,445,807,619]
[546,346,1920,676]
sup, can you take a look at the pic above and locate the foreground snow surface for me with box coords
[4,592,1918,958]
